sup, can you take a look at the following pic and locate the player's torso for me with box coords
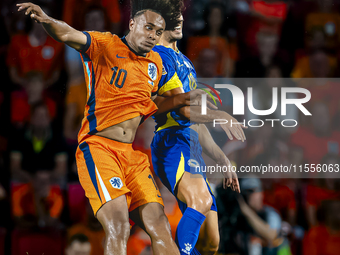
[79,35,161,141]
[89,38,158,99]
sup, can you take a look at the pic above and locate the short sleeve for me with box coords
[78,31,112,60]
[157,52,183,96]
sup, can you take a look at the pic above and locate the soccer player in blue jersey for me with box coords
[151,16,245,255]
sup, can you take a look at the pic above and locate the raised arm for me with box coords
[17,2,86,50]
[197,124,240,192]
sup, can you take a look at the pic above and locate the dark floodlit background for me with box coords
[0,0,340,254]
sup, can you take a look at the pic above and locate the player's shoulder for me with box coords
[84,31,118,44]
[152,45,177,66]
[148,49,163,67]
[153,45,177,58]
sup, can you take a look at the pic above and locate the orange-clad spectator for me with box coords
[304,0,340,51]
[7,16,64,87]
[11,72,57,129]
[291,49,337,78]
[303,200,340,255]
[187,2,238,77]
[68,202,105,255]
[63,0,121,34]
[264,180,297,225]
[290,103,340,165]
[11,170,63,229]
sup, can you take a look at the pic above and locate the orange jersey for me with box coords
[78,32,162,143]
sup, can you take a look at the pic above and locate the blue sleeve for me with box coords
[156,50,183,95]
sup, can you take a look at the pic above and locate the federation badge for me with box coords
[110,177,123,189]
[148,63,157,81]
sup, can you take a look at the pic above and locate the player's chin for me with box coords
[139,44,154,54]
[171,32,183,41]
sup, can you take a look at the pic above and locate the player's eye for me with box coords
[146,26,152,30]
[156,31,163,36]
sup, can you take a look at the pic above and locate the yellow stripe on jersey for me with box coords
[156,112,180,132]
[158,72,183,96]
[174,152,185,190]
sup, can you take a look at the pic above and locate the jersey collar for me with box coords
[121,36,147,57]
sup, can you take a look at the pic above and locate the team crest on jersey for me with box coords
[110,177,123,189]
[187,159,199,168]
[148,63,157,81]
[162,65,167,75]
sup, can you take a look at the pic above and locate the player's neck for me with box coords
[159,37,177,51]
[125,34,145,56]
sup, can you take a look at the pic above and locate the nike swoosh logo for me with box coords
[116,54,126,59]
[157,194,162,198]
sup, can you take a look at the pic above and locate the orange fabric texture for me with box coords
[76,135,163,215]
[78,32,162,143]
[68,224,105,255]
[12,183,63,218]
[6,35,64,80]
[303,225,340,255]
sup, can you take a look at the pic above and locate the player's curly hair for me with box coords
[130,0,185,30]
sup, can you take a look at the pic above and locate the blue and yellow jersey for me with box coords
[152,45,197,131]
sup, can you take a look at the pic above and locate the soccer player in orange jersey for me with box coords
[17,1,185,254]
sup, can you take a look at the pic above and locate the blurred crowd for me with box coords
[0,0,340,254]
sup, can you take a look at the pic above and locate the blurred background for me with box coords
[0,0,340,254]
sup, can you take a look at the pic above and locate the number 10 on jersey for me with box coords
[110,66,127,88]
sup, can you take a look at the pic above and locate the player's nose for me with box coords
[148,30,156,40]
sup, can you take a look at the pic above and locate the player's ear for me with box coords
[129,18,135,31]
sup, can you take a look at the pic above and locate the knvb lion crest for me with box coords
[148,63,157,81]
[110,177,123,189]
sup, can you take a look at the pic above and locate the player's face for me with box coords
[164,15,184,42]
[129,10,165,54]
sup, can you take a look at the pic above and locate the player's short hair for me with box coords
[130,0,184,30]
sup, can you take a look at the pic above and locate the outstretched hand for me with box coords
[220,113,247,142]
[222,158,240,193]
[17,2,48,23]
